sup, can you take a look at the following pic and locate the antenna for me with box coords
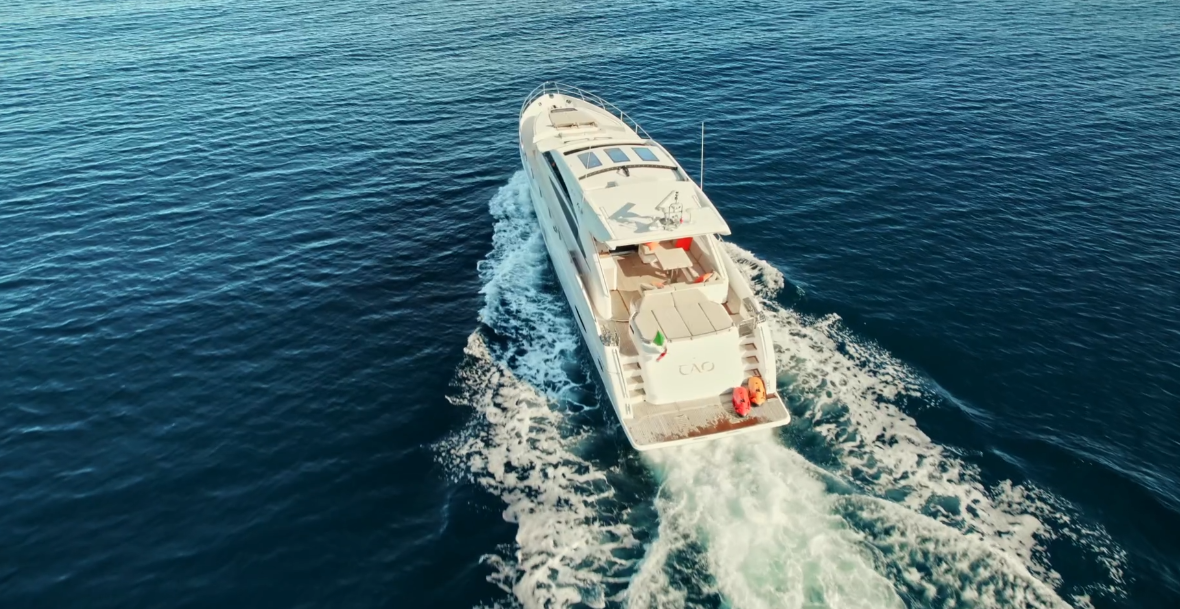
[700,121,706,188]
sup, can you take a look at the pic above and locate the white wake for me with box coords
[629,434,906,609]
[723,242,1126,608]
[439,173,638,608]
[440,173,1125,609]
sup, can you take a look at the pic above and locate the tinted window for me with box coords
[604,148,629,163]
[544,151,574,203]
[577,151,602,168]
[632,147,659,162]
[541,152,586,258]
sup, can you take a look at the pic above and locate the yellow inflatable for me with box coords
[747,375,766,405]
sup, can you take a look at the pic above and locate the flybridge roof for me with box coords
[580,181,731,247]
[547,139,731,247]
[524,98,730,246]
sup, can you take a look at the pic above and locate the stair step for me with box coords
[623,362,641,371]
[628,387,646,399]
[743,355,759,365]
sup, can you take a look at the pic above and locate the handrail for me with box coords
[520,81,652,141]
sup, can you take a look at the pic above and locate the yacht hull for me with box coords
[517,83,791,450]
[519,160,791,451]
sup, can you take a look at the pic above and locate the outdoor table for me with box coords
[651,243,693,271]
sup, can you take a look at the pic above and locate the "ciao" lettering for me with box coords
[678,362,716,375]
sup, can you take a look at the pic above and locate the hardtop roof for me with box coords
[580,181,730,247]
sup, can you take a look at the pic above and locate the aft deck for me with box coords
[604,244,719,315]
[627,393,791,449]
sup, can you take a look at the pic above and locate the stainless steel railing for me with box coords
[520,81,652,141]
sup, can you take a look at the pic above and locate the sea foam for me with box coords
[440,174,1125,609]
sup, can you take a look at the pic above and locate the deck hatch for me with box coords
[549,107,596,128]
[577,151,603,169]
[632,147,659,162]
[604,148,630,163]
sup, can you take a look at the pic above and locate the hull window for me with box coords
[543,151,574,203]
[549,178,585,259]
[543,151,586,258]
[571,299,587,332]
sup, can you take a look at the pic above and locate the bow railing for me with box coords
[520,81,651,141]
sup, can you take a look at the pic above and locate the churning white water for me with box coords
[440,174,1125,609]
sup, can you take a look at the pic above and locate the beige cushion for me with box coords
[679,302,714,336]
[671,289,706,309]
[641,292,675,312]
[550,108,596,128]
[702,300,733,331]
[634,310,659,342]
[652,307,691,340]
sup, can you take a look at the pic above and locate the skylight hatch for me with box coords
[632,147,659,162]
[604,148,629,163]
[577,151,602,169]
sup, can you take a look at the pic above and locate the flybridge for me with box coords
[581,181,731,248]
[545,134,731,246]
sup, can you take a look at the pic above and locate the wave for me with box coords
[724,241,1127,607]
[631,434,906,609]
[438,173,638,609]
[439,173,1125,609]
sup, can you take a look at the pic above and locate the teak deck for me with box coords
[628,393,791,449]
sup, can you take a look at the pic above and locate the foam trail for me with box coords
[440,172,1125,608]
[439,173,637,608]
[723,241,1127,607]
[631,434,906,609]
[836,495,1067,608]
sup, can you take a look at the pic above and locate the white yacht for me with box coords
[518,83,790,450]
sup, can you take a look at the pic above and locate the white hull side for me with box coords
[520,163,633,432]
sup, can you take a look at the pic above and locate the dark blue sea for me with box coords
[3,1,1179,607]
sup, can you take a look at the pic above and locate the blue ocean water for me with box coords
[2,0,1178,607]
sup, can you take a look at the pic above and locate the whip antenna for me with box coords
[700,121,706,188]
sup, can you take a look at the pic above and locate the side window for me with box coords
[544,151,574,203]
[542,151,586,258]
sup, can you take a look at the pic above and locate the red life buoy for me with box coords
[733,387,751,417]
